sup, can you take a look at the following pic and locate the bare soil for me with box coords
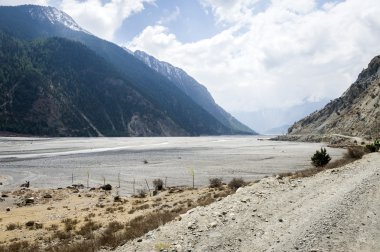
[115,153,380,252]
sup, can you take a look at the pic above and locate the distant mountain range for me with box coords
[233,98,330,134]
[288,55,380,140]
[132,50,255,135]
[0,5,255,136]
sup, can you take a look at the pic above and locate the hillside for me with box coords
[288,55,380,140]
[115,153,380,252]
[133,50,255,135]
[0,5,245,136]
[0,32,189,136]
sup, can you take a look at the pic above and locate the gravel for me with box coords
[114,153,380,252]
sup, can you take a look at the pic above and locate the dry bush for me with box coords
[136,189,147,198]
[62,218,79,232]
[209,178,223,188]
[366,144,379,152]
[6,223,21,231]
[105,207,115,214]
[135,204,150,211]
[153,179,164,190]
[76,220,102,239]
[228,178,246,190]
[0,241,39,252]
[52,230,72,240]
[345,146,365,159]
[325,158,353,169]
[196,193,215,206]
[46,224,59,231]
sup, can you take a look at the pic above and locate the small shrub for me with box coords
[6,223,21,231]
[76,220,102,239]
[345,146,365,159]
[153,179,164,191]
[35,223,43,229]
[209,177,223,188]
[135,204,150,211]
[106,221,124,233]
[45,224,58,231]
[61,218,79,232]
[52,230,72,240]
[311,148,331,167]
[228,178,246,190]
[136,189,147,198]
[366,144,379,152]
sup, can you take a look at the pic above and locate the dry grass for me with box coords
[76,220,102,239]
[279,147,365,179]
[6,223,21,231]
[0,241,39,252]
[1,183,234,252]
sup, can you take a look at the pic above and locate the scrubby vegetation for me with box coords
[153,179,164,190]
[228,178,246,190]
[209,177,223,188]
[311,148,331,167]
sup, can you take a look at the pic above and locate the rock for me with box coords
[1,194,8,198]
[210,222,218,228]
[100,184,112,191]
[43,194,52,198]
[137,238,143,242]
[25,221,35,227]
[6,207,10,211]
[278,218,283,222]
[25,197,34,204]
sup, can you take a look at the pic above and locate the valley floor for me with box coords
[115,153,380,252]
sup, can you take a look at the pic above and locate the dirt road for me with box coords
[115,153,380,252]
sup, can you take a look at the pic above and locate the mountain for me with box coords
[0,5,245,136]
[132,50,255,135]
[233,98,329,134]
[288,55,380,140]
[0,32,189,136]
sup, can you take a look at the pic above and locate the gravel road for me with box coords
[115,153,380,252]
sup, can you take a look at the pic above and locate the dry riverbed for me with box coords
[115,153,380,252]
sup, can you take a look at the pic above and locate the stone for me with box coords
[210,222,218,228]
[43,194,52,198]
[25,197,34,204]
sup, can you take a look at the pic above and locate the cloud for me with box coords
[0,0,154,40]
[158,6,180,25]
[59,0,154,40]
[127,0,380,113]
[0,0,49,5]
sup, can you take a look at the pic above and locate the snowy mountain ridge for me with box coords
[28,5,89,34]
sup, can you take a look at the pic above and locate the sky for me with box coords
[1,0,380,116]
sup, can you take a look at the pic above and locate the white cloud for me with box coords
[59,0,154,40]
[158,6,180,25]
[127,0,380,113]
[0,0,49,5]
[0,0,154,40]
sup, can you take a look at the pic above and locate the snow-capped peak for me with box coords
[28,6,89,34]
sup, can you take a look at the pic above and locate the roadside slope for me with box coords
[115,153,380,252]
